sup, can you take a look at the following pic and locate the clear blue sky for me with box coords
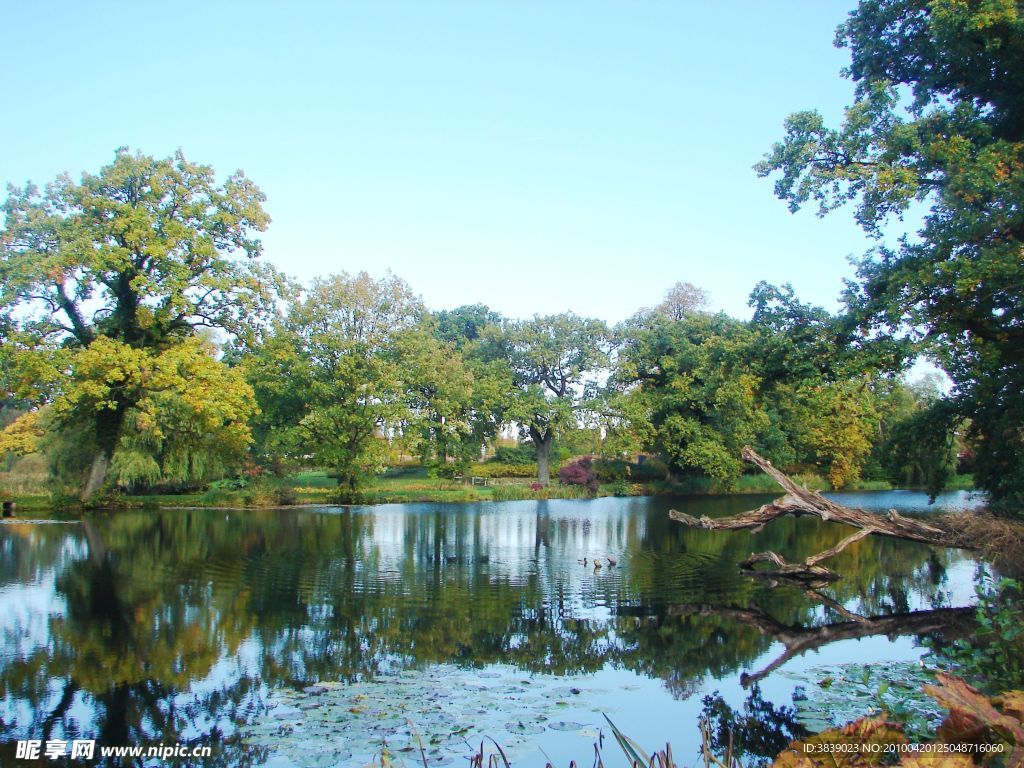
[2,1,879,323]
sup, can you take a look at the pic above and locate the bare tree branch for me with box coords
[670,447,967,580]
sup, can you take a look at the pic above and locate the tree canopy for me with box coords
[485,314,609,484]
[0,148,278,499]
[0,136,996,504]
[245,272,423,493]
[756,0,1024,513]
[613,310,765,487]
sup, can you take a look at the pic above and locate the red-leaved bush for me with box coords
[558,457,599,493]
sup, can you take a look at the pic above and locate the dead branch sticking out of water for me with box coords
[669,447,967,580]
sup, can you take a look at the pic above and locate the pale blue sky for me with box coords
[2,1,881,322]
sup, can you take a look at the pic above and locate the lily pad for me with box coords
[241,662,606,766]
[782,661,946,740]
[547,721,586,731]
[504,720,546,735]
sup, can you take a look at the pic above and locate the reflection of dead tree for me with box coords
[801,587,870,623]
[669,603,974,688]
[669,447,969,580]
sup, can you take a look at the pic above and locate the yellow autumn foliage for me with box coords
[48,336,257,486]
[0,410,44,455]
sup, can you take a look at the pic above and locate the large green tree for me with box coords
[0,149,278,500]
[757,0,1024,513]
[245,271,423,493]
[399,325,510,472]
[610,282,896,489]
[432,304,504,349]
[747,282,894,488]
[613,310,766,487]
[485,314,608,484]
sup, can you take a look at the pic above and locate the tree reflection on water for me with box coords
[0,497,979,764]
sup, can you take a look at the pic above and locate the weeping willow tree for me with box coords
[4,337,258,494]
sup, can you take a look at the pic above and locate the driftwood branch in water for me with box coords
[669,447,965,580]
[669,603,974,688]
[670,447,949,544]
[739,551,838,582]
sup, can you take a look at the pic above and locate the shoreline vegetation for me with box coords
[0,462,976,514]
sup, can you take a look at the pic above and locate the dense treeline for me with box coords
[0,153,964,508]
[239,268,956,496]
[3,0,1022,514]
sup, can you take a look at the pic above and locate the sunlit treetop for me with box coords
[0,147,281,354]
[838,0,1024,136]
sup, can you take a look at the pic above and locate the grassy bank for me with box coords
[1,464,974,512]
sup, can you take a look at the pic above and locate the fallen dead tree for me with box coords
[669,447,974,581]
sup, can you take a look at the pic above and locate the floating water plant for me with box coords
[781,661,946,741]
[240,665,607,766]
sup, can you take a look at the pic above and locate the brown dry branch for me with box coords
[669,447,985,580]
[941,513,1024,578]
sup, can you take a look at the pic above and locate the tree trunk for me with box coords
[437,416,448,465]
[81,450,112,503]
[531,427,553,485]
[81,399,128,503]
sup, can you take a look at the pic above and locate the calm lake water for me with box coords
[0,491,987,766]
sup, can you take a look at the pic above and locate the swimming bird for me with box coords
[606,556,617,567]
[593,559,602,570]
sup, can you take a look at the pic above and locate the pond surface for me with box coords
[0,491,987,766]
